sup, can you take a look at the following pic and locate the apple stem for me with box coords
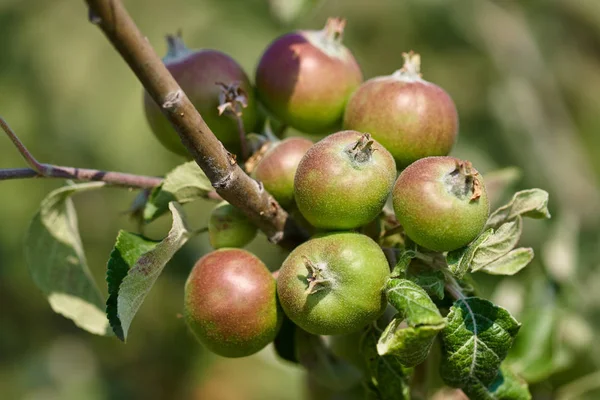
[164,31,190,61]
[392,51,423,82]
[323,17,346,44]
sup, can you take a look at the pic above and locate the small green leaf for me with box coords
[471,218,522,271]
[144,161,213,222]
[446,230,493,279]
[480,248,534,276]
[362,326,411,400]
[486,189,551,229]
[106,203,192,341]
[379,279,445,366]
[462,364,531,400]
[377,317,445,367]
[25,182,110,336]
[385,279,444,326]
[295,328,362,391]
[405,262,445,300]
[391,249,416,277]
[440,297,521,389]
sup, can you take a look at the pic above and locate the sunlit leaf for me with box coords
[25,182,110,335]
[144,161,213,222]
[471,218,522,271]
[480,248,534,276]
[106,202,192,341]
[486,189,551,229]
[446,230,493,279]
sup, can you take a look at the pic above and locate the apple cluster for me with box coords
[144,19,489,359]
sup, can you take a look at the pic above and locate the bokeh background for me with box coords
[1,0,599,399]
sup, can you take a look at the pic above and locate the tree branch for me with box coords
[1,116,163,188]
[0,166,162,188]
[85,0,304,246]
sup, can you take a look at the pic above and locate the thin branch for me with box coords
[1,117,163,189]
[1,117,45,174]
[0,166,162,188]
[85,0,304,246]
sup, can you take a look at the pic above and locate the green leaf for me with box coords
[379,279,445,367]
[440,297,521,389]
[405,261,445,300]
[446,230,493,279]
[390,249,416,277]
[471,218,522,271]
[143,161,213,222]
[294,328,362,391]
[486,189,551,229]
[106,202,192,341]
[362,326,411,400]
[385,279,444,326]
[25,182,110,335]
[462,364,531,400]
[377,317,445,367]
[480,248,534,276]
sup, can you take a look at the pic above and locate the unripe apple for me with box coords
[184,249,281,357]
[208,201,257,249]
[393,156,489,251]
[344,52,458,169]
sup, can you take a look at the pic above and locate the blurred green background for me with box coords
[1,0,599,399]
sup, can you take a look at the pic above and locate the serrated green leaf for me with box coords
[143,161,213,222]
[462,364,531,400]
[446,230,493,279]
[486,189,551,229]
[480,248,534,276]
[362,326,411,400]
[106,202,191,341]
[385,279,444,326]
[379,279,445,367]
[471,218,522,272]
[25,182,110,336]
[391,250,416,277]
[377,317,445,367]
[406,267,445,300]
[295,328,362,391]
[440,297,521,389]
